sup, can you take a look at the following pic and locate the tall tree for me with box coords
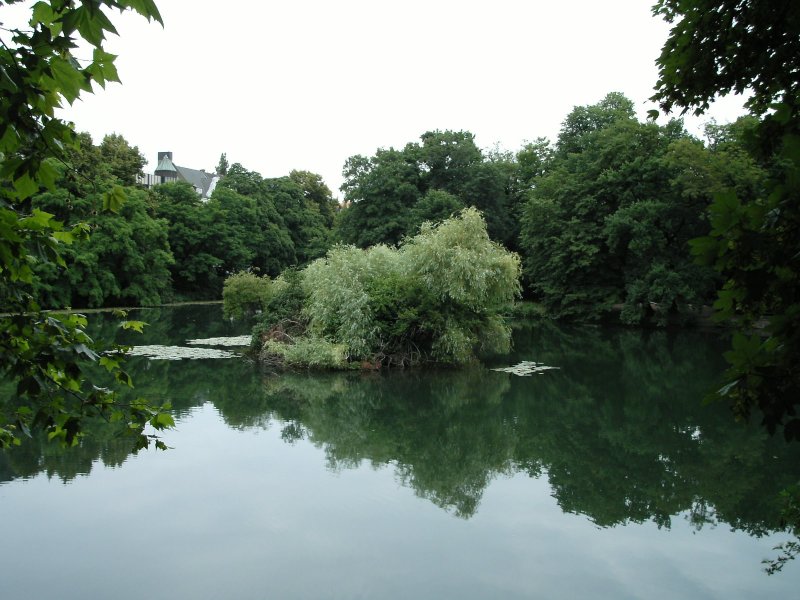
[519,94,752,323]
[0,0,172,449]
[337,130,518,248]
[216,152,229,176]
[337,149,421,247]
[652,0,800,439]
[99,133,146,185]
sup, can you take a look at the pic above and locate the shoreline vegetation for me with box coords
[224,208,521,370]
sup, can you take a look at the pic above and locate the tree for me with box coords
[336,130,518,248]
[289,169,338,228]
[216,152,229,176]
[652,0,800,116]
[337,148,421,247]
[152,181,228,297]
[99,133,146,185]
[519,94,732,323]
[557,92,635,155]
[0,0,173,449]
[652,0,800,440]
[407,189,464,234]
[26,133,173,308]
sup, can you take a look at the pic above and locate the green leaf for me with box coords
[150,412,175,430]
[102,185,127,213]
[120,320,146,333]
[13,173,39,199]
[37,160,59,190]
[126,0,164,25]
[48,56,86,104]
[30,1,56,27]
[19,209,56,230]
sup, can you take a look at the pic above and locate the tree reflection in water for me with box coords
[2,311,799,548]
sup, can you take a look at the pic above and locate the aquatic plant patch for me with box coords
[491,361,560,376]
[127,345,239,360]
[185,336,252,347]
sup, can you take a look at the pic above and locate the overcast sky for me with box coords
[14,0,749,197]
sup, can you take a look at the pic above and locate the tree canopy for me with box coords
[337,130,517,247]
[0,0,172,449]
[518,93,764,324]
[653,0,800,440]
[652,0,800,116]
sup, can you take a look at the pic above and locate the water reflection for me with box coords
[2,308,799,545]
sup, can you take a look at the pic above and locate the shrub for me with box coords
[222,271,272,320]
[256,208,521,368]
[250,268,308,351]
[263,336,349,369]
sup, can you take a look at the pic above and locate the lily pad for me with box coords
[127,345,239,360]
[185,336,251,347]
[492,361,560,376]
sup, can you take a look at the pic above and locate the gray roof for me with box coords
[175,165,218,198]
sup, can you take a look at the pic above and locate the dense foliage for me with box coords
[221,271,272,320]
[252,208,520,368]
[334,107,772,329]
[652,0,800,441]
[150,164,336,300]
[519,93,766,324]
[0,0,172,450]
[29,133,173,307]
[650,0,800,571]
[337,130,518,248]
[17,142,337,306]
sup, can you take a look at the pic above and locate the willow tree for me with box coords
[257,208,520,368]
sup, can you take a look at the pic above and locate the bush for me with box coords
[263,336,349,369]
[222,271,272,320]
[250,268,308,352]
[256,208,521,368]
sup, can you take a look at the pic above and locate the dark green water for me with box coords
[1,305,799,599]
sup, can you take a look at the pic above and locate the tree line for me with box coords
[335,94,767,326]
[26,133,339,307]
[26,91,765,330]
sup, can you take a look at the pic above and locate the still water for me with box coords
[1,305,799,599]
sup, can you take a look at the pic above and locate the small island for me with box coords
[223,208,521,369]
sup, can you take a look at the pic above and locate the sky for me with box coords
[9,0,749,197]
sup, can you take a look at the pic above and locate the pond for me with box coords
[1,304,799,599]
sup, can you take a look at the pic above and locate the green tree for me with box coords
[0,0,172,449]
[262,208,520,368]
[265,176,332,264]
[216,152,229,176]
[652,0,800,116]
[152,181,228,297]
[337,130,518,248]
[289,169,338,228]
[99,133,146,185]
[518,94,749,323]
[407,189,464,234]
[652,0,800,440]
[28,133,173,308]
[338,148,421,247]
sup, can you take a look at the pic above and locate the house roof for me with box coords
[175,165,218,198]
